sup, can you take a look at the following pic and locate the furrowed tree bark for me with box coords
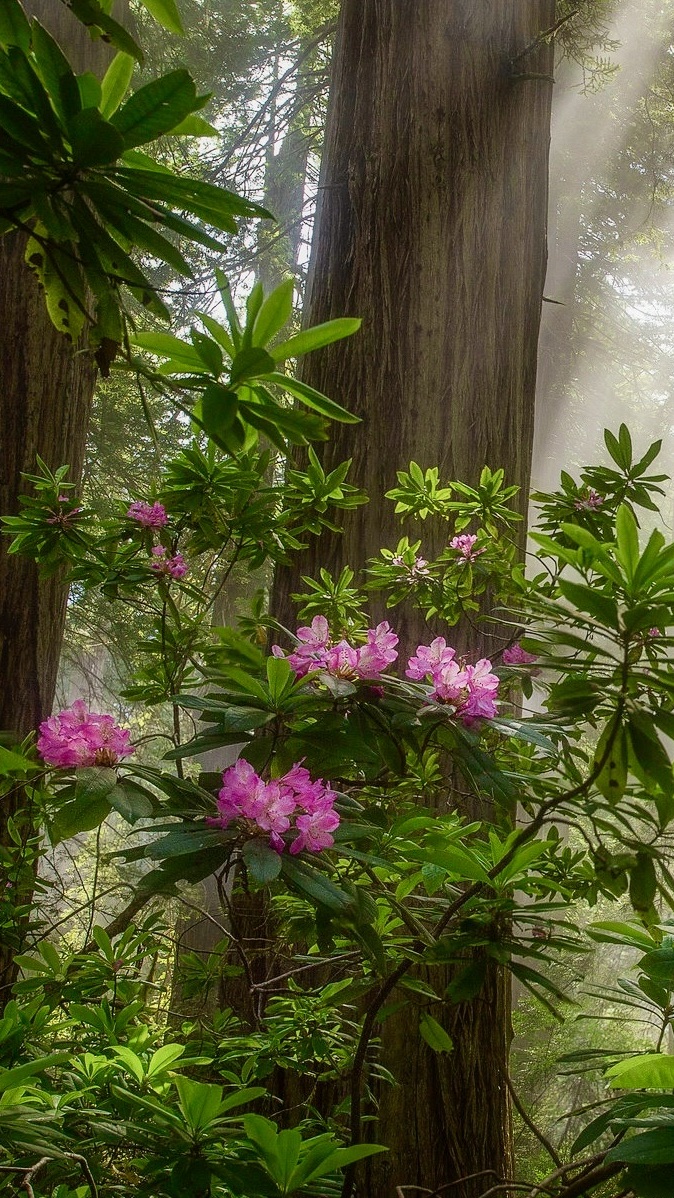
[272,2,555,1194]
[0,0,125,1005]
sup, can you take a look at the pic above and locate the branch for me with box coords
[504,1070,562,1169]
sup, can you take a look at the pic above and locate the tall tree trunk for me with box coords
[273,2,555,1194]
[0,0,125,1004]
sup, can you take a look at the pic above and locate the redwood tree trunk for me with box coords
[0,0,124,1002]
[273,2,555,1194]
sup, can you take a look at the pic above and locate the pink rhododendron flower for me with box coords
[272,615,331,677]
[406,637,456,680]
[273,618,398,682]
[574,488,603,511]
[356,622,400,678]
[38,701,134,768]
[127,500,168,528]
[324,641,361,676]
[450,534,485,562]
[459,660,500,722]
[209,759,339,854]
[149,546,188,579]
[406,641,499,725]
[290,806,341,854]
[502,644,538,666]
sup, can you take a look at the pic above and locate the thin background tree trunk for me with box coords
[272,2,555,1193]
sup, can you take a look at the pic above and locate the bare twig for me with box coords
[396,1173,500,1197]
[504,1070,562,1168]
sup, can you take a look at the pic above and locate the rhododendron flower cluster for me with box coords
[273,616,399,680]
[126,500,168,528]
[391,553,430,578]
[149,546,188,579]
[46,494,83,527]
[502,643,538,666]
[208,759,339,854]
[449,533,485,562]
[38,701,134,767]
[406,637,499,723]
[574,488,603,511]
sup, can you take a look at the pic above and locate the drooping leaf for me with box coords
[242,838,283,886]
[594,715,628,804]
[0,0,31,51]
[100,52,135,118]
[67,107,125,167]
[418,1012,454,1053]
[138,0,185,35]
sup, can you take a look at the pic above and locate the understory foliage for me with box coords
[5,4,674,1198]
[4,415,674,1198]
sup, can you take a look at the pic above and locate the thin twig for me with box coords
[65,1152,98,1198]
[396,1173,500,1197]
[504,1070,562,1168]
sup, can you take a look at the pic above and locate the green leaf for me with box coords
[66,0,143,61]
[111,1045,145,1084]
[242,838,283,886]
[418,1012,454,1053]
[605,426,630,470]
[607,1054,674,1089]
[0,93,51,156]
[557,579,619,629]
[607,1129,674,1165]
[0,744,33,774]
[117,167,270,232]
[77,70,102,110]
[266,654,294,702]
[410,845,489,883]
[594,715,628,804]
[68,107,125,166]
[191,328,223,375]
[175,1077,222,1131]
[0,1055,70,1093]
[139,0,185,34]
[627,711,673,793]
[281,858,354,914]
[100,52,135,118]
[5,45,65,145]
[199,383,243,449]
[293,1141,387,1188]
[265,371,360,424]
[271,317,361,362]
[587,922,657,951]
[629,853,657,916]
[0,0,30,50]
[252,278,294,347]
[130,331,202,368]
[27,22,77,125]
[445,961,488,1003]
[82,182,193,275]
[229,346,275,387]
[196,311,234,357]
[147,1043,185,1077]
[112,70,203,148]
[170,112,218,137]
[624,1164,674,1198]
[107,781,153,824]
[615,504,640,584]
[51,792,112,845]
